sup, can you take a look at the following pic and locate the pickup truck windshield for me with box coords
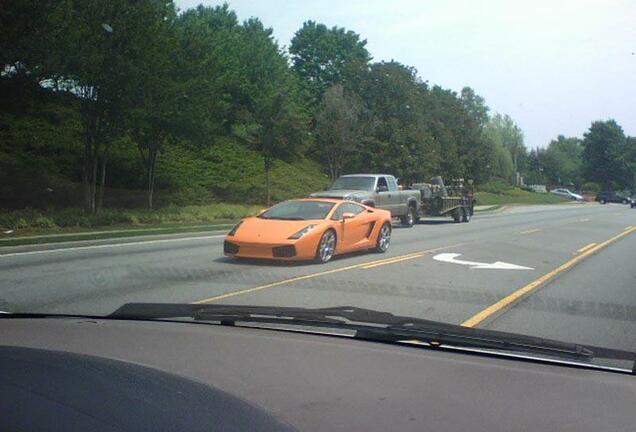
[331,176,376,191]
[259,200,335,220]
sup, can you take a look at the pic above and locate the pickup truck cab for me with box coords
[310,174,421,227]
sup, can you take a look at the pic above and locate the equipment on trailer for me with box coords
[411,177,475,223]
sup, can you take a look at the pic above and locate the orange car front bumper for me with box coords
[223,238,318,261]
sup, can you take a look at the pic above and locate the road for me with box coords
[1,203,635,353]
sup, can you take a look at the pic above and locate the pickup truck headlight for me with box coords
[227,221,243,236]
[288,224,317,239]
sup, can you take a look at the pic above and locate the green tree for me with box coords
[484,114,527,181]
[485,114,525,180]
[315,84,362,180]
[581,120,627,189]
[232,19,310,204]
[36,0,179,213]
[173,4,243,141]
[484,123,514,180]
[349,61,439,184]
[450,86,493,182]
[542,135,582,187]
[128,5,178,209]
[625,137,636,192]
[289,21,371,106]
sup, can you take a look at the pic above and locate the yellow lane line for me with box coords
[577,243,597,253]
[362,254,426,269]
[193,243,464,304]
[461,226,636,328]
[520,228,542,234]
[625,225,634,231]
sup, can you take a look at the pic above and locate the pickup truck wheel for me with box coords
[461,207,471,223]
[452,208,461,223]
[621,199,628,204]
[599,199,606,204]
[400,206,415,228]
[315,229,337,264]
[374,223,392,253]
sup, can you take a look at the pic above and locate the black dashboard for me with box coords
[1,318,635,431]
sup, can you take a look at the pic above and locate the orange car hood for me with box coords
[232,217,326,243]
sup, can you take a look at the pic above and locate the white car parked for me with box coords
[550,188,583,201]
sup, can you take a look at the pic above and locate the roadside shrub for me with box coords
[478,179,514,194]
[581,182,601,194]
[33,216,56,228]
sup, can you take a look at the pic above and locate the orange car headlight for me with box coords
[288,224,317,240]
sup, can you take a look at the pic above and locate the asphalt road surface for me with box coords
[1,203,635,353]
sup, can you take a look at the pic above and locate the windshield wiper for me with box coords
[109,303,636,370]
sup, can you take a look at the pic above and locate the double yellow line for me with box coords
[461,225,636,328]
[193,243,464,304]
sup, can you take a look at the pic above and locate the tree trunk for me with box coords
[264,156,272,206]
[97,148,108,213]
[147,149,158,210]
[83,110,97,214]
[83,136,92,213]
[90,151,98,213]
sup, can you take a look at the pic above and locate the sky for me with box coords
[176,0,636,149]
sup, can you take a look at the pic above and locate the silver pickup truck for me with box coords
[310,174,421,227]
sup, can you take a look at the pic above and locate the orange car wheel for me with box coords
[315,229,337,263]
[374,223,392,253]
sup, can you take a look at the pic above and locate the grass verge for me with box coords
[474,205,503,213]
[0,203,261,246]
[474,190,570,206]
[0,223,235,247]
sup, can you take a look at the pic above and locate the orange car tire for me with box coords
[315,229,337,263]
[374,222,392,253]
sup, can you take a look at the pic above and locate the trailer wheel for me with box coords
[462,207,471,223]
[452,208,462,223]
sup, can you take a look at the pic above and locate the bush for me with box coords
[581,182,601,194]
[0,203,262,232]
[477,179,514,194]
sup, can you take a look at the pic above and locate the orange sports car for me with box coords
[224,198,393,263]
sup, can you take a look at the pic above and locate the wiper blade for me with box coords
[109,304,636,369]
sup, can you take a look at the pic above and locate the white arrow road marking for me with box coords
[433,253,533,270]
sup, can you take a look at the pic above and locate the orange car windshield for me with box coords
[259,201,335,220]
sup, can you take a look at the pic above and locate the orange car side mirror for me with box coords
[342,212,356,221]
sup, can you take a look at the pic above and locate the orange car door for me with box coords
[335,203,374,252]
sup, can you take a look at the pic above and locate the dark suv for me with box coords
[596,191,631,205]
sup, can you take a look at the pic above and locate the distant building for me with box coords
[527,184,547,193]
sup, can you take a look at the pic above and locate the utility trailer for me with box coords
[411,177,475,223]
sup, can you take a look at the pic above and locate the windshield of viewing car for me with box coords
[331,177,376,191]
[259,201,335,220]
[1,0,636,372]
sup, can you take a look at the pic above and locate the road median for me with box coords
[0,223,235,248]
